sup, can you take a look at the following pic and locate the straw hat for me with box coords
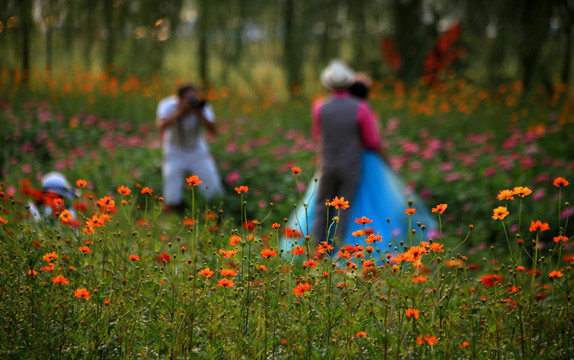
[41,172,78,199]
[320,60,355,90]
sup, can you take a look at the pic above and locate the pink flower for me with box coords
[409,162,421,171]
[562,207,574,220]
[534,173,551,184]
[483,167,497,177]
[225,170,241,184]
[533,189,546,201]
[444,172,462,182]
[439,162,454,172]
[402,142,420,154]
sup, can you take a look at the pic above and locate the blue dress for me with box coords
[283,151,437,252]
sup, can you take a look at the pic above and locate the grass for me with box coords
[0,68,573,358]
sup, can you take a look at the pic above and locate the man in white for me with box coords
[156,85,224,212]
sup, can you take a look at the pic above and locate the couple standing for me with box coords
[305,60,435,248]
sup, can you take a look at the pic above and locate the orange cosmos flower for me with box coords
[234,186,249,194]
[529,220,550,232]
[156,252,171,264]
[492,206,509,220]
[481,274,502,287]
[352,229,365,237]
[553,235,569,243]
[429,242,444,253]
[261,249,277,258]
[28,269,38,276]
[40,263,55,272]
[355,216,373,225]
[417,334,437,346]
[337,250,352,259]
[43,251,58,262]
[82,224,94,235]
[508,286,521,294]
[515,266,526,271]
[74,288,90,299]
[412,275,427,283]
[186,175,203,186]
[182,218,197,227]
[303,259,317,268]
[356,331,367,338]
[59,210,73,224]
[362,260,374,268]
[129,254,140,261]
[76,179,87,188]
[513,186,532,198]
[272,223,281,229]
[497,189,515,201]
[78,246,90,254]
[117,185,131,196]
[317,241,334,253]
[257,265,267,271]
[292,282,312,296]
[405,208,417,215]
[291,245,305,255]
[549,270,563,279]
[426,336,438,346]
[141,187,153,195]
[431,203,448,214]
[98,214,112,224]
[229,234,242,245]
[330,196,349,210]
[291,167,301,174]
[96,196,116,212]
[553,177,569,187]
[221,268,237,277]
[460,341,470,349]
[51,275,70,284]
[282,226,303,238]
[218,279,234,288]
[219,248,238,258]
[0,216,7,225]
[405,308,419,319]
[199,267,214,278]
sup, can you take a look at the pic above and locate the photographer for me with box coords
[156,84,224,213]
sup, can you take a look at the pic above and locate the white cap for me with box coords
[41,172,78,199]
[320,59,355,90]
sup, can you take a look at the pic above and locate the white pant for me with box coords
[162,148,224,205]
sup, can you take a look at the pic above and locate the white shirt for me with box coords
[157,95,216,156]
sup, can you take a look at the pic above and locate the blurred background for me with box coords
[1,0,573,96]
[1,1,572,242]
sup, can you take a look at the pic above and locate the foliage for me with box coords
[0,69,573,358]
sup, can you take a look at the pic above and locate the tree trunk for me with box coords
[519,0,551,91]
[351,0,368,71]
[19,0,32,84]
[393,0,424,82]
[103,0,115,72]
[561,2,573,86]
[45,26,52,72]
[283,0,304,95]
[198,0,209,89]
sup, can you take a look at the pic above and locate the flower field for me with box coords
[1,69,573,359]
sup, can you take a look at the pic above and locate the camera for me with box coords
[188,96,206,109]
